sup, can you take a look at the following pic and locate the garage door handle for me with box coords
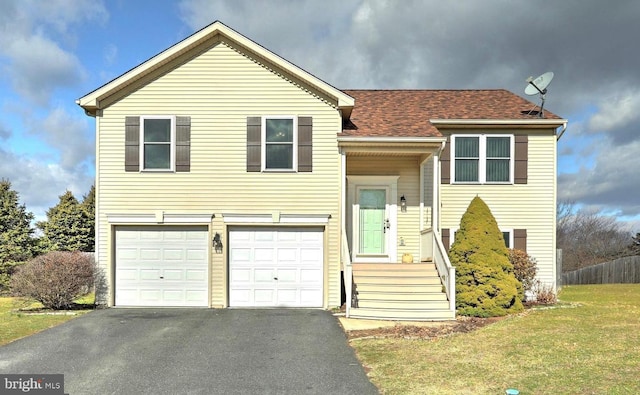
[273,277,278,280]
[159,276,164,279]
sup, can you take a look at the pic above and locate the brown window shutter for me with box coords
[125,116,140,172]
[247,117,262,172]
[175,116,191,172]
[441,136,450,184]
[297,116,313,172]
[441,228,450,253]
[514,135,528,184]
[514,229,527,251]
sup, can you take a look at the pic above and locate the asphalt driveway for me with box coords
[0,309,378,394]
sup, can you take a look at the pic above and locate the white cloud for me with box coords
[586,89,640,143]
[558,139,640,218]
[0,148,93,222]
[24,107,95,172]
[0,0,107,105]
[3,34,85,105]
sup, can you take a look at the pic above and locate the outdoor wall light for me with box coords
[400,195,407,212]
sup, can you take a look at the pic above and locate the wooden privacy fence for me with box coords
[562,256,640,285]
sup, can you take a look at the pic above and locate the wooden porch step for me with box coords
[352,270,439,278]
[356,290,448,301]
[355,283,444,293]
[349,307,455,321]
[352,263,436,271]
[356,299,450,309]
[354,276,442,285]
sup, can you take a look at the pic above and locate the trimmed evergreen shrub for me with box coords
[11,251,95,310]
[449,196,523,317]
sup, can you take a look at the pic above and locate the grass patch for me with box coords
[351,284,640,394]
[0,293,95,346]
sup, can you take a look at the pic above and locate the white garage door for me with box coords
[115,226,209,307]
[229,227,324,307]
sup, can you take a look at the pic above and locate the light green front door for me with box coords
[358,189,386,254]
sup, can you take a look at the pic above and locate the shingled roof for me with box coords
[341,89,562,137]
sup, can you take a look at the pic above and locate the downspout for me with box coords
[433,140,446,232]
[556,120,568,140]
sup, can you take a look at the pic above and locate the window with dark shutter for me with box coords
[246,117,262,172]
[125,116,191,173]
[514,229,527,251]
[125,116,140,172]
[440,137,450,184]
[441,228,450,252]
[514,135,528,184]
[297,116,312,172]
[175,116,191,172]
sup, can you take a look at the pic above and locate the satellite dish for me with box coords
[525,71,554,95]
[524,71,554,117]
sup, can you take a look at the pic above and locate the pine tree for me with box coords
[38,190,93,252]
[0,180,36,291]
[630,233,640,255]
[449,196,523,317]
[81,185,95,252]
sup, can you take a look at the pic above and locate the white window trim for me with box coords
[140,115,176,172]
[449,227,513,249]
[261,115,297,172]
[450,134,514,184]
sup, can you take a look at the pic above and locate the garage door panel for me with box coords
[277,289,297,303]
[115,226,209,307]
[163,249,184,260]
[277,249,298,262]
[255,269,274,282]
[300,289,322,304]
[140,269,160,280]
[277,269,297,283]
[185,269,206,281]
[230,268,251,283]
[254,289,275,304]
[229,227,323,308]
[186,249,207,261]
[118,248,138,261]
[300,268,322,284]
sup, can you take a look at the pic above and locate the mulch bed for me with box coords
[345,316,505,340]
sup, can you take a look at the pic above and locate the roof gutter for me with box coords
[430,118,568,127]
[337,136,446,144]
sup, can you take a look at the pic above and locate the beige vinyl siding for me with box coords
[347,156,422,262]
[96,41,342,307]
[441,132,557,287]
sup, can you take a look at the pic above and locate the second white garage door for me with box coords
[229,227,324,307]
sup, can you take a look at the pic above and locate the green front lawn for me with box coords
[0,295,95,346]
[351,284,640,394]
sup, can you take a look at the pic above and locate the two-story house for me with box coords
[77,21,566,320]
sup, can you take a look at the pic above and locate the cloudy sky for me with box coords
[0,0,638,231]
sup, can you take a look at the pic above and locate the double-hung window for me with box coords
[141,116,175,171]
[452,135,513,183]
[263,116,296,171]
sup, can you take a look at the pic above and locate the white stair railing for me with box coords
[341,230,353,317]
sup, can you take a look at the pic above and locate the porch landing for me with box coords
[349,262,455,321]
